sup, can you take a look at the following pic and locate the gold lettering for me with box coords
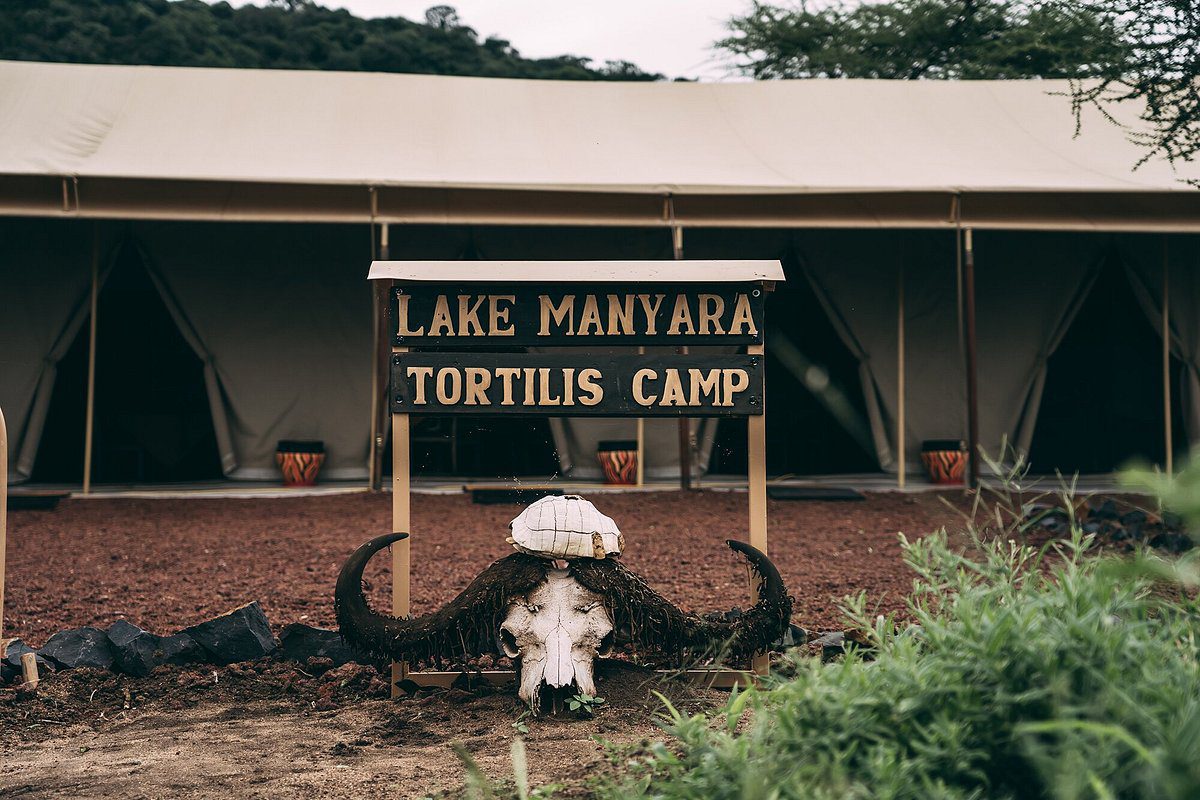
[496,367,520,405]
[464,367,491,405]
[407,366,434,404]
[637,294,666,335]
[429,295,455,337]
[578,368,603,405]
[577,295,603,336]
[722,368,750,406]
[697,294,726,335]
[688,368,721,405]
[538,295,575,336]
[661,369,687,405]
[562,367,575,405]
[606,294,634,335]
[729,294,757,336]
[396,294,425,337]
[522,367,537,405]
[538,367,561,405]
[489,295,516,336]
[436,367,462,404]
[667,295,696,335]
[632,369,658,406]
[457,295,485,336]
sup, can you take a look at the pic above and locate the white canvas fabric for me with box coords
[508,495,624,560]
[0,60,1195,198]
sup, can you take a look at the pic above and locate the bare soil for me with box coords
[1,488,968,798]
[4,489,966,645]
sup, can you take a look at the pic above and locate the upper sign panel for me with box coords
[389,283,767,346]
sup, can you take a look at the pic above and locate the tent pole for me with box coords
[667,196,691,491]
[82,228,99,494]
[1,404,8,645]
[1162,236,1173,474]
[370,222,390,492]
[963,229,981,489]
[897,263,905,489]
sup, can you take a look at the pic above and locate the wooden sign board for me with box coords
[368,259,785,692]
[390,354,763,416]
[390,284,766,346]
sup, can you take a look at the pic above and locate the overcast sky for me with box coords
[290,1,756,80]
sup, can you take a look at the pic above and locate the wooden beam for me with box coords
[369,224,391,492]
[0,404,7,642]
[668,205,691,491]
[1163,237,1173,474]
[82,229,100,494]
[962,229,981,489]
[747,340,769,676]
[391,346,411,697]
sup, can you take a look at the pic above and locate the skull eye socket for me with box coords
[499,626,520,658]
[598,630,615,658]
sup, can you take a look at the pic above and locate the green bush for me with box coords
[589,526,1200,800]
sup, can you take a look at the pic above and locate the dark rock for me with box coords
[771,623,808,650]
[1091,500,1119,521]
[279,624,359,668]
[1082,521,1101,534]
[2,639,55,683]
[38,626,114,671]
[810,631,845,661]
[183,601,277,664]
[107,620,205,677]
[1120,510,1148,527]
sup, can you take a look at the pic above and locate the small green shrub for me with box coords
[587,525,1200,800]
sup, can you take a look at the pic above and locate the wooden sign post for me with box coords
[368,260,784,690]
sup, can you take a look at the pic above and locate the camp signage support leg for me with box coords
[391,347,411,697]
[670,219,691,491]
[636,346,645,487]
[747,341,769,676]
[82,230,99,494]
[1162,237,1173,474]
[962,229,981,489]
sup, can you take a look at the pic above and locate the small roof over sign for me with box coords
[368,260,785,283]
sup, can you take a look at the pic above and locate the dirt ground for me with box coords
[4,489,967,645]
[0,658,724,798]
[2,488,969,798]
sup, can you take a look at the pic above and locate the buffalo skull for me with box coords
[335,532,791,710]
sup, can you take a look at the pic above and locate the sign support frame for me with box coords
[374,260,782,696]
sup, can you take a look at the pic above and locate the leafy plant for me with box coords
[566,693,605,716]
[575,478,1200,799]
[511,709,531,735]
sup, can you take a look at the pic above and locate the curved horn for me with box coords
[568,539,792,663]
[335,533,549,667]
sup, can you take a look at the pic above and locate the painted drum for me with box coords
[276,440,326,487]
[508,494,624,560]
[596,439,637,486]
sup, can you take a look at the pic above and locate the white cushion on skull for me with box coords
[508,495,623,559]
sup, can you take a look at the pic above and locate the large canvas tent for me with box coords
[2,60,1198,484]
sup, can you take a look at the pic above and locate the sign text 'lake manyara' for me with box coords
[366,259,786,695]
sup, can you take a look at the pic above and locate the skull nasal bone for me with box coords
[542,628,576,688]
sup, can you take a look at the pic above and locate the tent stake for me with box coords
[82,228,99,494]
[963,229,981,489]
[897,263,906,489]
[1162,237,1173,474]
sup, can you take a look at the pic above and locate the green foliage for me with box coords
[581,530,1200,798]
[0,0,661,81]
[720,0,1130,79]
[1123,454,1200,534]
[567,692,606,716]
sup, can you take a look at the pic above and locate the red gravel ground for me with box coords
[4,490,968,646]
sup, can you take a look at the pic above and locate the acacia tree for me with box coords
[720,0,1197,169]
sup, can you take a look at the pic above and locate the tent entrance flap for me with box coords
[1028,254,1188,475]
[32,243,223,484]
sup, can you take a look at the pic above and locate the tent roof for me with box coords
[1,60,1197,228]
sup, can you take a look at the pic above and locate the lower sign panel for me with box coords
[390,354,762,416]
